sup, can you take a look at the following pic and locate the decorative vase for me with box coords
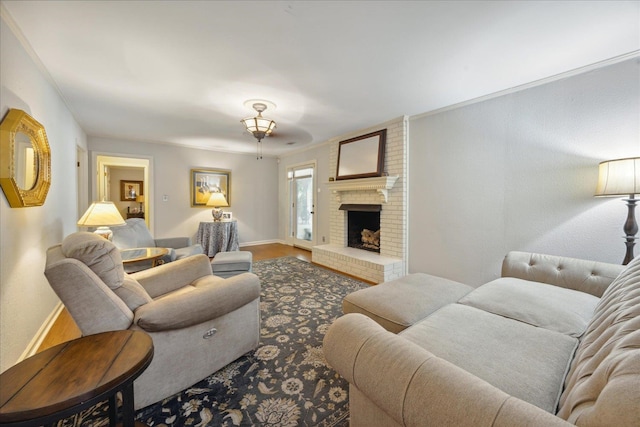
[212,208,224,222]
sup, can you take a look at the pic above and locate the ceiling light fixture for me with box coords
[241,102,276,160]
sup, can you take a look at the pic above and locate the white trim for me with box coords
[327,176,399,203]
[239,239,286,247]
[92,152,153,233]
[18,303,64,362]
[411,51,640,121]
[285,161,318,250]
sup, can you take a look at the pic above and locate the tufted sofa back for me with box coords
[556,255,640,425]
[502,251,624,298]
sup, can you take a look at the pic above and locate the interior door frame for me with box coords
[286,160,317,250]
[93,153,153,232]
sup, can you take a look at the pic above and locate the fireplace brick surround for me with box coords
[312,117,408,283]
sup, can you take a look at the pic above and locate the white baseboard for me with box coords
[18,302,64,362]
[239,239,286,247]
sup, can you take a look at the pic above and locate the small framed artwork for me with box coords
[190,168,231,207]
[222,212,233,221]
[120,180,143,201]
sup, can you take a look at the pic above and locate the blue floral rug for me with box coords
[59,256,368,426]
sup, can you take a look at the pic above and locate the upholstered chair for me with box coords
[44,232,261,409]
[111,218,203,271]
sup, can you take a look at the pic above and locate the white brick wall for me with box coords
[313,117,408,283]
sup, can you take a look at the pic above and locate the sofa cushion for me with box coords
[458,277,600,338]
[343,273,473,333]
[61,232,124,288]
[401,303,578,413]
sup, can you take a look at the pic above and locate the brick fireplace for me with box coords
[312,117,408,283]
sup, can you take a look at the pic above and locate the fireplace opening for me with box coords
[340,204,381,253]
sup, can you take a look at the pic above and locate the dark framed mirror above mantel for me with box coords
[336,129,386,180]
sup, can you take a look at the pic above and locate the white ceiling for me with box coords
[2,1,639,157]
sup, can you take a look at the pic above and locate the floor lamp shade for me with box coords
[595,157,640,197]
[595,157,640,265]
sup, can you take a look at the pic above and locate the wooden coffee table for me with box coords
[0,330,153,427]
[120,247,169,267]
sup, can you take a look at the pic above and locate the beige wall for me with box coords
[88,138,280,245]
[278,57,640,288]
[0,13,88,371]
[409,57,640,286]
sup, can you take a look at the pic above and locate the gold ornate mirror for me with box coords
[0,109,51,207]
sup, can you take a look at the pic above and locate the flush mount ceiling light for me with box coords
[241,102,276,160]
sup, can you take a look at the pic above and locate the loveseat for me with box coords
[45,232,261,409]
[323,251,640,426]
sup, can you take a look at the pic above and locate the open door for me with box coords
[288,163,316,250]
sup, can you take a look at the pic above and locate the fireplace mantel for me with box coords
[327,176,399,203]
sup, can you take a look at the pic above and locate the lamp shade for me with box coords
[241,115,276,139]
[595,157,640,197]
[206,192,229,207]
[77,201,126,227]
[136,195,145,203]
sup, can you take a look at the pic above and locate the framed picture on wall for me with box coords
[120,180,143,201]
[190,168,231,207]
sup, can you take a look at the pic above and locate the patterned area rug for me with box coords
[58,257,368,426]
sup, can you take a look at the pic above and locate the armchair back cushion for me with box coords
[61,231,124,288]
[45,244,134,335]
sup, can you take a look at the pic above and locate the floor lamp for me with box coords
[595,157,640,265]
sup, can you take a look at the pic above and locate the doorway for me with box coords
[94,154,152,230]
[288,162,316,250]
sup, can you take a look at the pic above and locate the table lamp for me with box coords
[206,192,229,222]
[136,195,145,212]
[77,200,126,240]
[595,157,640,264]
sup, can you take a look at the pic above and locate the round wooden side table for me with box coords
[0,330,153,427]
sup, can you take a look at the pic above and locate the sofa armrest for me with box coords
[155,236,192,249]
[131,254,213,298]
[501,251,624,297]
[133,272,260,332]
[324,313,572,427]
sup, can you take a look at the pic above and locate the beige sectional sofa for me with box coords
[324,251,640,426]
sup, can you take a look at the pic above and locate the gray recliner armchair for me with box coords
[112,218,203,271]
[44,232,261,409]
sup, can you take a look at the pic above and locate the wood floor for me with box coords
[37,243,311,353]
